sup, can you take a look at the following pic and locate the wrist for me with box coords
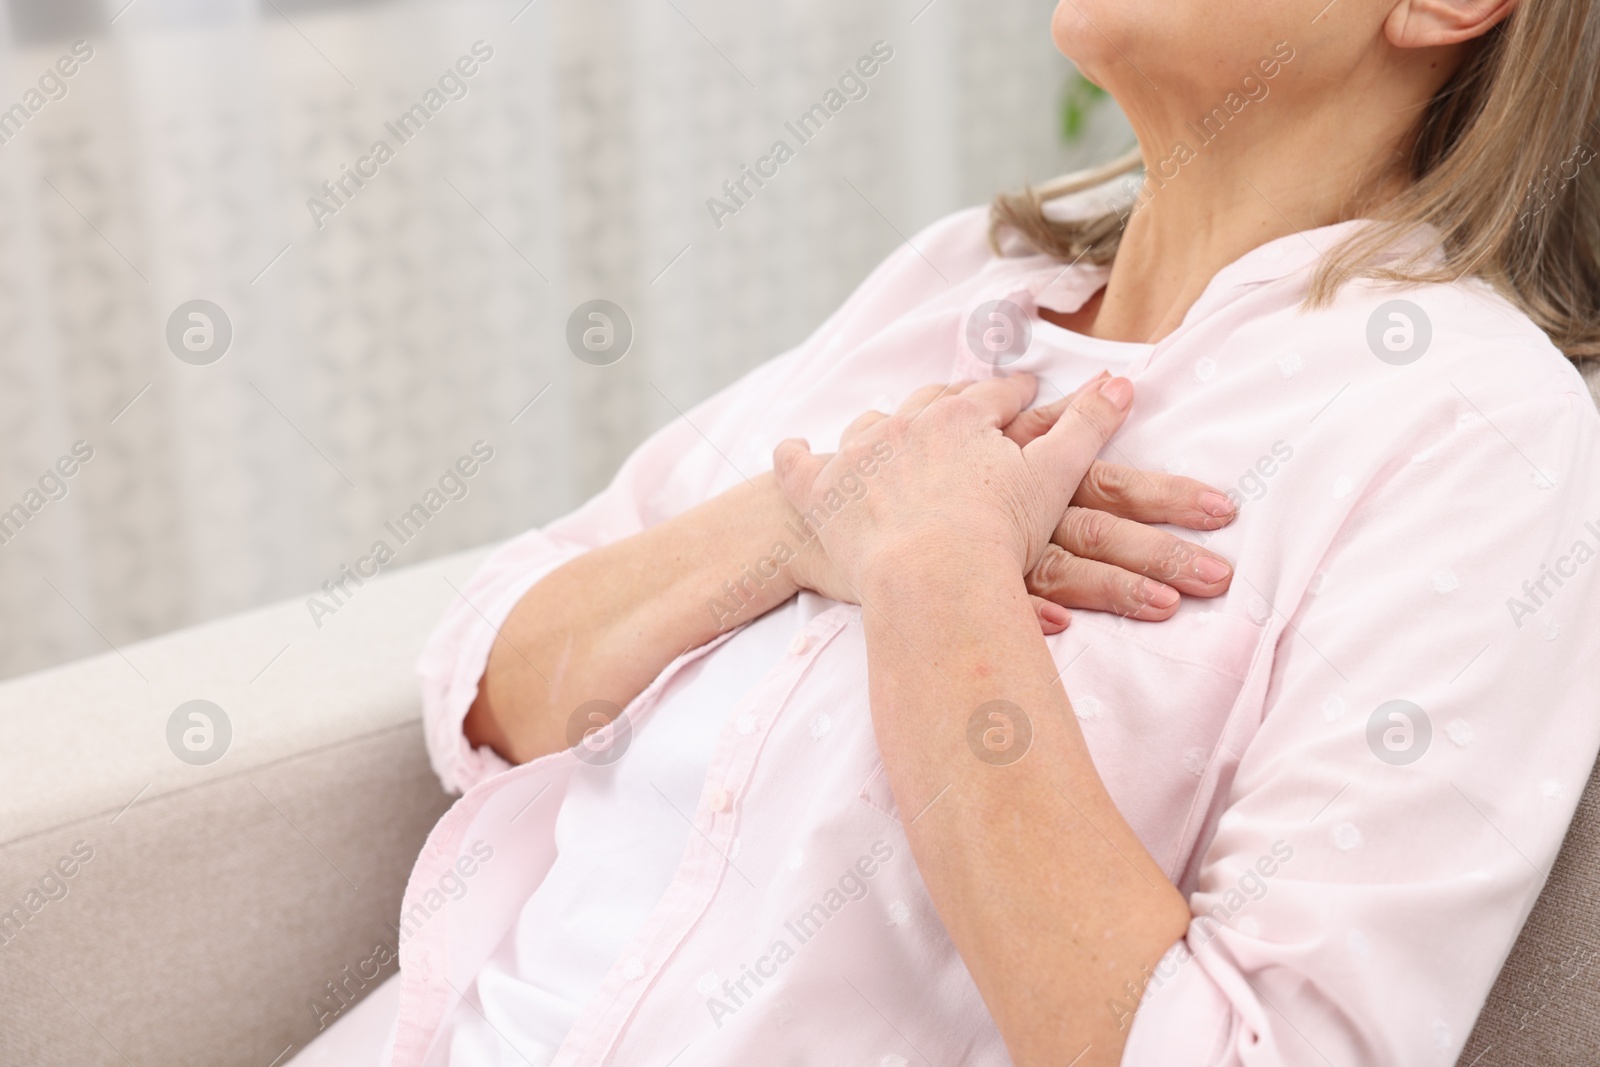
[746,470,845,599]
[700,474,804,614]
[753,473,808,600]
[859,535,1024,605]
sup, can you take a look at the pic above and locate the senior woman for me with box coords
[296,0,1600,1064]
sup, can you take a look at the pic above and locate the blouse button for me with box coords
[709,788,732,813]
[736,713,757,736]
[621,956,645,980]
[788,632,809,656]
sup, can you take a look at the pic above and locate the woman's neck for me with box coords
[1087,185,1311,343]
[1079,94,1418,344]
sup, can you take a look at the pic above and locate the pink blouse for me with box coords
[390,206,1600,1066]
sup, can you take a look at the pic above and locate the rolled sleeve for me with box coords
[1121,941,1236,1064]
[412,355,791,794]
[416,529,589,794]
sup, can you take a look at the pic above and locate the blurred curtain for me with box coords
[0,0,1129,681]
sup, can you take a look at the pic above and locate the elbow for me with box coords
[463,688,541,765]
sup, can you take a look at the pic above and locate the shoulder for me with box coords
[1302,277,1600,534]
[1214,269,1600,530]
[1302,274,1598,442]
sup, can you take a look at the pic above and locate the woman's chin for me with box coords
[1051,4,1142,90]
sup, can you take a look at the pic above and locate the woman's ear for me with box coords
[1384,0,1519,48]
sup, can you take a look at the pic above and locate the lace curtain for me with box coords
[0,0,1129,681]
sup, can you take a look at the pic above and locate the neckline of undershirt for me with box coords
[1029,312,1154,367]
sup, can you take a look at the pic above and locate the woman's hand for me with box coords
[779,375,1233,625]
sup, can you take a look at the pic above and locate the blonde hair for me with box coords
[991,6,1600,360]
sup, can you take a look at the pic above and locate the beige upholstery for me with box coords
[1462,758,1600,1065]
[1,362,1597,1065]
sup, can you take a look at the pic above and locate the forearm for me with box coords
[465,473,806,764]
[861,546,1190,1067]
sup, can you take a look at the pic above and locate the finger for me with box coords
[959,372,1038,431]
[896,381,975,419]
[772,439,828,510]
[841,410,889,445]
[1026,544,1183,622]
[1072,462,1238,530]
[1004,372,1111,446]
[1023,375,1136,495]
[1004,402,1059,448]
[1051,507,1232,595]
[1030,594,1072,635]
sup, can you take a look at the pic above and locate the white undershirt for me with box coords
[442,602,802,1067]
[1027,310,1150,369]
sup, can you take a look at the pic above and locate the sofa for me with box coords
[3,366,1598,1066]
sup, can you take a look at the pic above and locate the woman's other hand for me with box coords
[1008,374,1236,621]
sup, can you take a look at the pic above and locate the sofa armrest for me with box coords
[0,547,489,1067]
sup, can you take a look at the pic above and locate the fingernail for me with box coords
[1100,377,1133,411]
[1193,557,1231,584]
[1199,492,1236,518]
[1042,603,1071,626]
[1142,580,1179,608]
[1072,371,1110,398]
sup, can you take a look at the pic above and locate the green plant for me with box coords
[1060,70,1108,143]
